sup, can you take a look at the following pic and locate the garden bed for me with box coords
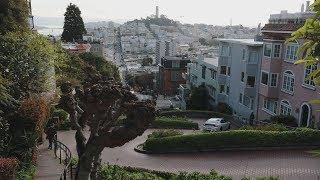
[142,128,320,153]
[152,117,199,130]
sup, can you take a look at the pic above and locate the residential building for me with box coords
[61,43,91,54]
[218,39,263,121]
[156,38,177,64]
[90,42,105,57]
[257,2,320,127]
[158,56,191,95]
[186,56,219,109]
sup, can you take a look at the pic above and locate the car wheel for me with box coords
[228,124,231,130]
[220,127,223,131]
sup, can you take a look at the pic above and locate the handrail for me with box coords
[54,134,73,180]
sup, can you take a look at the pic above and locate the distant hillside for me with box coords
[128,15,179,28]
[85,21,121,29]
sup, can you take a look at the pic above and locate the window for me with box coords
[210,69,217,79]
[240,94,253,109]
[220,46,230,57]
[227,67,231,76]
[304,65,317,87]
[261,72,269,85]
[239,93,243,104]
[264,44,272,57]
[220,85,225,94]
[263,99,278,114]
[191,75,198,85]
[226,86,230,95]
[273,44,281,58]
[241,72,245,82]
[207,85,216,98]
[282,71,294,93]
[220,66,227,75]
[171,71,181,81]
[242,49,246,60]
[247,76,255,87]
[280,100,292,115]
[243,95,251,108]
[172,61,180,68]
[202,65,206,79]
[285,44,298,62]
[249,52,257,63]
[270,73,278,87]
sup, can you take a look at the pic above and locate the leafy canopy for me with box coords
[288,0,320,105]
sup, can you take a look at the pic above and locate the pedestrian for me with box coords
[45,118,58,150]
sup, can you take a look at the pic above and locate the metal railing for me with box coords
[54,135,73,180]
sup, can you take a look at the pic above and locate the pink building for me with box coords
[257,3,320,127]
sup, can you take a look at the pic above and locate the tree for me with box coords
[199,37,208,46]
[141,57,153,66]
[61,3,87,42]
[0,0,29,34]
[57,76,155,180]
[288,0,320,105]
[187,85,209,110]
[79,52,120,81]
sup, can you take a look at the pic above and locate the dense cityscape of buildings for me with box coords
[37,1,319,127]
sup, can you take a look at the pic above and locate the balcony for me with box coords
[258,84,279,98]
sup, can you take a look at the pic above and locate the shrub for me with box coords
[0,158,19,178]
[52,108,70,130]
[143,129,320,153]
[148,130,183,139]
[216,103,233,115]
[152,119,199,129]
[98,164,163,180]
[15,165,36,180]
[239,124,288,132]
[270,115,297,127]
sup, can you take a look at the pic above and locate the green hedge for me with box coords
[239,124,288,132]
[152,117,199,130]
[144,128,320,153]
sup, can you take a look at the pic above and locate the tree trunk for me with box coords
[90,152,102,180]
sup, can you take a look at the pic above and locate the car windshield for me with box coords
[205,123,216,127]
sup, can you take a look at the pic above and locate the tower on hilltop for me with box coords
[156,6,159,18]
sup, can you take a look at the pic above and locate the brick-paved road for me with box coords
[58,127,320,180]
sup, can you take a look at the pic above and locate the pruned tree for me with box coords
[57,75,155,180]
[61,3,87,42]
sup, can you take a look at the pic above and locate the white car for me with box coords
[203,118,231,132]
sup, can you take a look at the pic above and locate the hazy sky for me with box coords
[31,0,312,26]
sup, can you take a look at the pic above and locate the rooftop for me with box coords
[202,57,219,67]
[217,39,263,46]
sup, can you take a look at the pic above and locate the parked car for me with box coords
[203,118,231,132]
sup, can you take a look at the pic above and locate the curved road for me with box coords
[58,120,320,180]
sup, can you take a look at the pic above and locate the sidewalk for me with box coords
[35,142,64,180]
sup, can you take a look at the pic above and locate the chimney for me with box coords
[306,1,311,12]
[301,3,305,13]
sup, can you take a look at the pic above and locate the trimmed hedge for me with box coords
[239,124,288,132]
[144,128,320,153]
[152,118,199,130]
[148,130,183,139]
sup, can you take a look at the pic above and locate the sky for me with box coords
[31,0,312,27]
